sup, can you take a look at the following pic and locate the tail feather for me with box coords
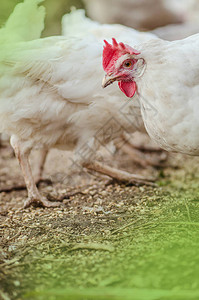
[62,8,99,38]
[0,0,45,43]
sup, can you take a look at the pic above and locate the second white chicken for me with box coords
[0,7,156,208]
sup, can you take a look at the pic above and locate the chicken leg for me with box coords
[10,137,60,208]
[34,148,49,183]
[83,161,155,186]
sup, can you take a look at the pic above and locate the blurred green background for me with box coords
[0,0,84,36]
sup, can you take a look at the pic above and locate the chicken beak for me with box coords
[102,74,119,88]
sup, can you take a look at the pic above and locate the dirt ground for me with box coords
[1,139,199,300]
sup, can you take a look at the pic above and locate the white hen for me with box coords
[0,6,156,208]
[102,33,199,157]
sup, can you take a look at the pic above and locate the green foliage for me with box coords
[0,0,84,36]
[0,0,21,26]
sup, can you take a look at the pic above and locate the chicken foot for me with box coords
[83,161,156,186]
[10,137,60,208]
[0,149,51,193]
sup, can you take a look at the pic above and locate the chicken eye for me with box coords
[123,61,132,68]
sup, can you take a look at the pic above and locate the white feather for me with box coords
[135,34,199,155]
[0,8,156,163]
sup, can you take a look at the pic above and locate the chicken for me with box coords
[0,6,157,208]
[102,35,199,158]
[83,0,191,31]
[62,9,167,167]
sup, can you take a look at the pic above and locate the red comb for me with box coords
[103,38,140,72]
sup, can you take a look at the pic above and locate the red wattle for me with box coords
[118,81,137,98]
